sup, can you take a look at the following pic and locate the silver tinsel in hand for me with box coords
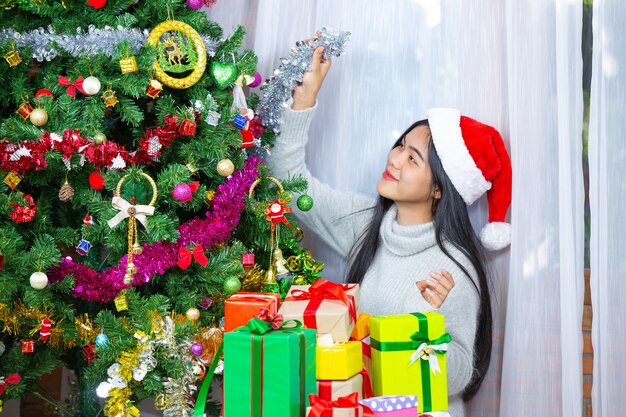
[256,27,351,132]
[0,25,219,62]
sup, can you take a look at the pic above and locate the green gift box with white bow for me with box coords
[370,312,450,413]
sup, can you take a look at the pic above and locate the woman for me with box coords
[268,46,512,417]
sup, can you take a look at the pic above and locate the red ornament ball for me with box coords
[89,171,105,190]
[186,0,203,9]
[87,0,107,8]
[35,89,54,98]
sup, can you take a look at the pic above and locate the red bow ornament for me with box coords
[58,76,89,98]
[255,307,284,329]
[177,245,208,270]
[0,373,20,396]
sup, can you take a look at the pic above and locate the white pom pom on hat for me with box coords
[427,108,512,251]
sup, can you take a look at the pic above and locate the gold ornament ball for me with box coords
[93,132,107,145]
[29,271,49,289]
[29,108,48,127]
[186,307,201,321]
[216,159,234,177]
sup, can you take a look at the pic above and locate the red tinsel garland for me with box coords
[0,115,182,174]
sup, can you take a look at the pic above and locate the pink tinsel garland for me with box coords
[48,156,261,302]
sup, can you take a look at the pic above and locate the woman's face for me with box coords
[376,125,436,207]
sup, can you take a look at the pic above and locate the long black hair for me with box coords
[346,119,492,401]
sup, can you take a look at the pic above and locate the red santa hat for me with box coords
[427,108,512,251]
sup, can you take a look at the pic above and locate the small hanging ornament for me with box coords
[83,343,97,363]
[178,118,197,136]
[76,238,92,256]
[240,129,254,149]
[186,0,203,9]
[4,171,22,190]
[29,108,48,127]
[114,292,128,311]
[216,158,234,177]
[107,172,158,285]
[93,132,107,145]
[186,161,198,175]
[242,252,255,268]
[82,75,102,95]
[273,247,291,277]
[146,79,163,98]
[209,61,238,89]
[89,171,106,190]
[58,179,75,202]
[205,109,221,126]
[186,307,200,321]
[16,100,33,120]
[21,340,35,353]
[58,76,89,98]
[95,332,110,347]
[232,114,249,130]
[172,182,199,203]
[83,213,94,227]
[4,43,22,67]
[39,318,52,341]
[223,276,242,294]
[35,89,54,98]
[29,271,48,289]
[9,194,37,223]
[119,55,138,74]
[249,72,263,88]
[297,194,314,211]
[102,86,118,107]
[190,342,204,356]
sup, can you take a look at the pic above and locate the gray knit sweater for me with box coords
[267,103,480,417]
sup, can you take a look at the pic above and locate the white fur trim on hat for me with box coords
[480,222,511,251]
[427,108,491,205]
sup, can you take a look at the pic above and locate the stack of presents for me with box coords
[222,278,452,416]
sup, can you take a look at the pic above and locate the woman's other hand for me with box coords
[416,269,456,309]
[292,44,332,110]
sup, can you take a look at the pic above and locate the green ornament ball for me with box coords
[223,276,242,294]
[93,132,107,145]
[297,194,314,211]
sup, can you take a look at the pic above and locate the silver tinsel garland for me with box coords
[257,27,351,132]
[0,25,219,62]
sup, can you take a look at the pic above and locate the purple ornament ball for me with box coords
[172,183,193,203]
[186,0,203,9]
[249,72,262,88]
[190,342,205,356]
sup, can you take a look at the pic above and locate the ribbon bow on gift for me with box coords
[244,311,300,335]
[309,393,374,417]
[107,196,155,230]
[288,278,357,323]
[0,373,21,396]
[254,307,283,330]
[408,332,452,375]
[58,76,89,98]
[176,245,208,270]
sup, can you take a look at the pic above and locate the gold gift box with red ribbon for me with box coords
[278,279,360,343]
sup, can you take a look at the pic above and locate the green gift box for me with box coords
[370,312,451,413]
[224,320,317,417]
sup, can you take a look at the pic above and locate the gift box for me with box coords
[224,292,281,332]
[224,318,316,417]
[370,313,450,413]
[279,279,360,343]
[350,314,372,377]
[419,413,450,417]
[317,370,374,401]
[317,335,362,380]
[307,393,364,417]
[359,395,418,417]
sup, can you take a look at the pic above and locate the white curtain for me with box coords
[207,1,584,416]
[589,1,626,416]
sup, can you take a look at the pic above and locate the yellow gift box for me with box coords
[370,312,450,413]
[317,340,362,380]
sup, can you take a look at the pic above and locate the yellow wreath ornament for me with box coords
[146,20,207,89]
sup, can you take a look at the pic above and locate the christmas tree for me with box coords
[0,0,324,415]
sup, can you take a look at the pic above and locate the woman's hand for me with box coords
[416,269,456,309]
[292,45,332,110]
